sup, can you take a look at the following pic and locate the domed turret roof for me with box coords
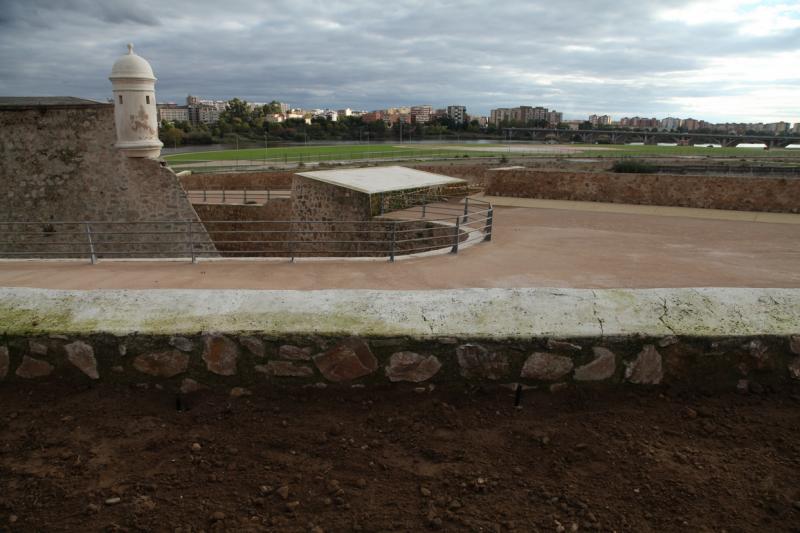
[110,43,156,80]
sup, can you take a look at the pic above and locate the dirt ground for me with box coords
[2,383,800,532]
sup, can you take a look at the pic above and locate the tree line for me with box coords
[159,98,494,147]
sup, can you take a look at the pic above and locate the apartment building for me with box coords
[447,105,467,124]
[410,105,433,124]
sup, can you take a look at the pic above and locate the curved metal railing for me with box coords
[0,197,492,262]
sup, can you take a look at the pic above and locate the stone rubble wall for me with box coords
[0,105,215,257]
[287,175,464,257]
[179,171,295,190]
[1,332,798,395]
[0,287,798,393]
[414,164,800,213]
[486,170,800,213]
[193,200,295,257]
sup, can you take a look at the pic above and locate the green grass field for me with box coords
[163,142,800,168]
[585,144,800,158]
[164,144,478,163]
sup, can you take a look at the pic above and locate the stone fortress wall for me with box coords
[0,102,214,258]
[415,164,800,213]
[288,175,464,257]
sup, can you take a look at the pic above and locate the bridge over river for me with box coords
[503,127,800,148]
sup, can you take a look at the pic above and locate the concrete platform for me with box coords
[1,205,798,289]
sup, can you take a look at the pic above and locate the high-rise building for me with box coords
[660,117,681,131]
[589,114,612,127]
[410,105,433,124]
[682,118,699,131]
[157,103,190,123]
[447,105,467,124]
[490,108,512,126]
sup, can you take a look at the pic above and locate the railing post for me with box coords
[267,189,271,202]
[203,188,207,202]
[187,220,196,264]
[463,196,470,223]
[389,221,397,262]
[84,222,97,264]
[222,186,226,204]
[484,208,493,242]
[451,216,460,254]
[243,187,248,204]
[422,203,426,218]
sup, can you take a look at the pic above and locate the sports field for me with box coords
[164,144,479,163]
[163,142,800,170]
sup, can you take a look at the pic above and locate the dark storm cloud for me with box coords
[0,0,797,121]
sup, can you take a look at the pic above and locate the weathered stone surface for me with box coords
[202,335,239,376]
[29,340,48,356]
[625,345,663,385]
[658,335,679,348]
[64,341,99,379]
[278,345,313,361]
[256,360,315,378]
[0,346,8,380]
[169,336,195,352]
[239,336,265,357]
[16,356,54,379]
[573,347,616,381]
[230,387,252,397]
[748,340,769,368]
[313,338,377,382]
[180,378,207,394]
[790,336,800,356]
[385,352,442,382]
[0,105,214,254]
[133,350,190,377]
[546,339,582,353]
[520,352,573,381]
[788,357,800,380]
[456,344,509,380]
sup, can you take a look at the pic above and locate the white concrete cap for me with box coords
[297,166,466,195]
[110,43,156,81]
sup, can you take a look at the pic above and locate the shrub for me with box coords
[611,159,656,173]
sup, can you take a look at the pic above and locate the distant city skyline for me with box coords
[1,0,798,124]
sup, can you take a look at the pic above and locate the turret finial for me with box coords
[127,43,134,55]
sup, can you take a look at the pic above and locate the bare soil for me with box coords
[2,383,800,532]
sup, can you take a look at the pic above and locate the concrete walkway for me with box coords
[481,195,800,225]
[0,205,798,290]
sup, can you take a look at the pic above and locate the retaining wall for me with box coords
[1,288,798,393]
[485,170,800,213]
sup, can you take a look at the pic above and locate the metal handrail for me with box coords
[0,197,493,262]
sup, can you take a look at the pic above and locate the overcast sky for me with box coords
[1,0,798,123]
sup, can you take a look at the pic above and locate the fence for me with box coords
[166,149,503,173]
[186,188,291,204]
[0,198,492,262]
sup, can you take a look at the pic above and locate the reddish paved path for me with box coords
[0,206,798,289]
